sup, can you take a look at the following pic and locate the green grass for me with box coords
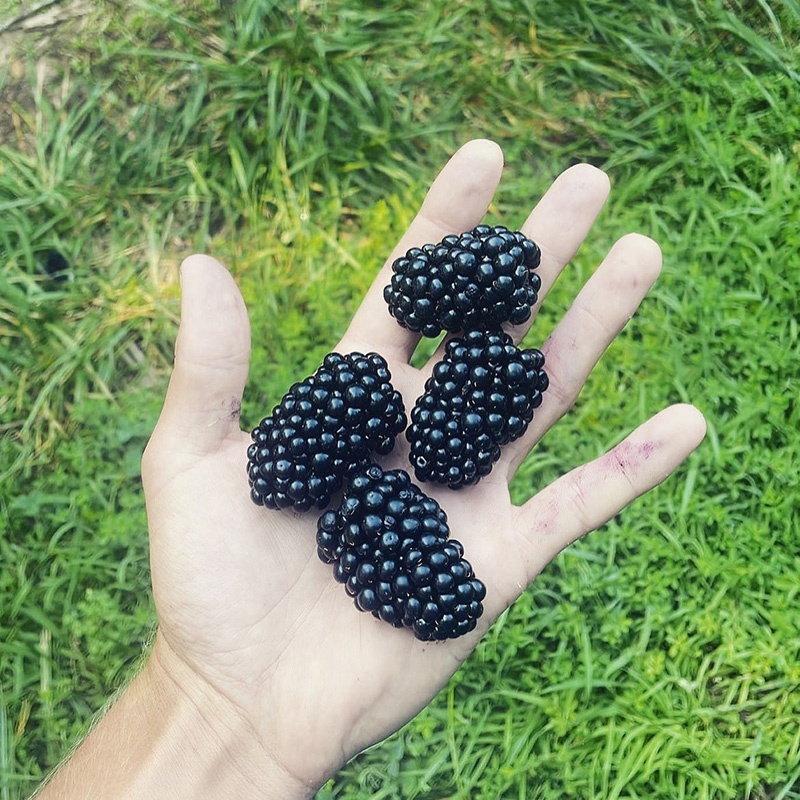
[1,0,799,797]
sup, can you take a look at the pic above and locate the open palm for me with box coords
[141,140,705,793]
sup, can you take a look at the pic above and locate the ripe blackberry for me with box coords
[384,224,541,336]
[317,465,486,641]
[406,330,548,489]
[247,353,406,511]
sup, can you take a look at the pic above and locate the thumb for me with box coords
[148,254,251,460]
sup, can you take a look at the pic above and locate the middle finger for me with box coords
[422,162,611,369]
[502,232,663,480]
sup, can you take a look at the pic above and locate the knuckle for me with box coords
[540,342,579,408]
[140,436,160,483]
[564,470,595,531]
[607,447,640,495]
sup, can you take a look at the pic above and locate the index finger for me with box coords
[343,139,504,361]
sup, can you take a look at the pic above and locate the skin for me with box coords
[38,139,706,799]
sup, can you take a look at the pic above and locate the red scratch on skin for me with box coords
[229,397,242,420]
[609,440,655,472]
[536,439,659,538]
[540,499,559,536]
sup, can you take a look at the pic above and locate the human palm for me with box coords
[141,140,705,792]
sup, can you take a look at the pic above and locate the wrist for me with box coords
[38,634,316,800]
[141,635,317,800]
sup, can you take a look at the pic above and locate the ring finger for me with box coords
[502,232,663,480]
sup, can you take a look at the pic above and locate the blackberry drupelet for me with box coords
[247,353,406,511]
[317,465,486,641]
[384,224,541,336]
[407,330,549,489]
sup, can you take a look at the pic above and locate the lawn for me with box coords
[1,0,798,797]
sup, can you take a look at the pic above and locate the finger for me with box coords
[511,404,706,587]
[343,139,504,362]
[147,255,251,459]
[514,162,611,345]
[503,233,662,479]
[423,162,611,368]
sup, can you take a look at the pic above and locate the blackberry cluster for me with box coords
[407,330,548,488]
[247,353,406,511]
[384,225,541,337]
[317,465,486,641]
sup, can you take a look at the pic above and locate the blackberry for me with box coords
[406,330,548,489]
[247,352,406,511]
[384,224,541,336]
[317,465,486,641]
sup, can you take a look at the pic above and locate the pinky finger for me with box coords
[512,404,706,581]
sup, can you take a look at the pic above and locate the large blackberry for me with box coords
[247,353,406,511]
[384,224,541,336]
[317,465,486,641]
[407,330,548,489]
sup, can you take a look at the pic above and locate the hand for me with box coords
[141,139,706,795]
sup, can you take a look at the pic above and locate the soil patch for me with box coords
[0,0,93,147]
